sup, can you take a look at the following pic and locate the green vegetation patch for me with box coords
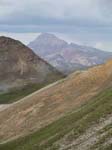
[0,72,64,104]
[0,83,49,104]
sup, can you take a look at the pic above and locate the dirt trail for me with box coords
[0,79,64,112]
[0,105,11,112]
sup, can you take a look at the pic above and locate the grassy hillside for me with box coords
[0,87,112,150]
[0,83,49,104]
[0,75,64,104]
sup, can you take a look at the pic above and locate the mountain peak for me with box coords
[28,33,68,53]
[0,36,22,47]
[0,36,13,40]
[0,36,15,42]
[35,33,67,45]
[37,33,58,39]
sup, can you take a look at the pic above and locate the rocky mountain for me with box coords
[28,33,112,74]
[0,59,112,150]
[0,36,63,94]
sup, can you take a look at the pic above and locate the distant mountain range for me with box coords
[28,33,112,74]
[0,36,63,94]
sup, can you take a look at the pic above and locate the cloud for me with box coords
[0,32,39,44]
[0,0,112,27]
[0,0,112,51]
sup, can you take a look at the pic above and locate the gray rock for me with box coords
[28,33,112,74]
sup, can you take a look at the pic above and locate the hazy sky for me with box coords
[0,0,112,51]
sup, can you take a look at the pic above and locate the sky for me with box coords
[0,0,112,51]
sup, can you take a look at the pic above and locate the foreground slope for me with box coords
[0,87,112,150]
[28,33,112,74]
[0,36,63,104]
[0,60,112,145]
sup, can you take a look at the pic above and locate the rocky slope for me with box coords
[28,33,112,74]
[0,36,63,94]
[0,59,112,147]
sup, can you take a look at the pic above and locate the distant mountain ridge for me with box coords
[0,36,63,93]
[28,33,112,74]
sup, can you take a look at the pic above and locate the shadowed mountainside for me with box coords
[0,36,64,103]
